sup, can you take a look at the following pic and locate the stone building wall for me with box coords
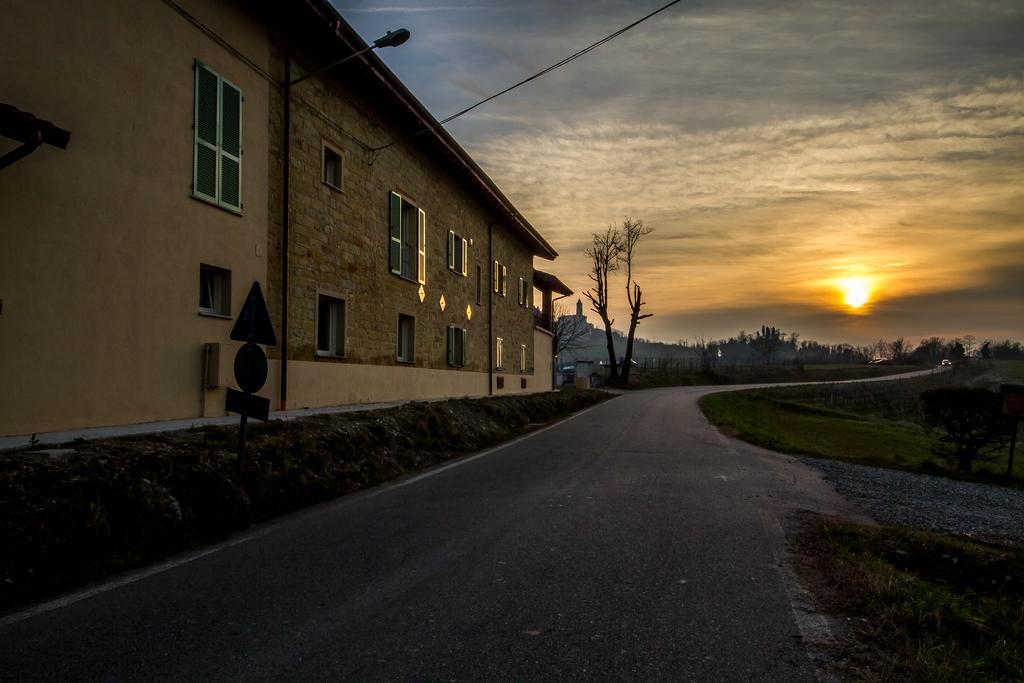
[266,41,538,407]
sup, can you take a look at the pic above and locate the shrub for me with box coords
[920,387,1013,473]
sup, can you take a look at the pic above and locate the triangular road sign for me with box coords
[230,281,277,346]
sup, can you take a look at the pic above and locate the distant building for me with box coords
[557,298,596,334]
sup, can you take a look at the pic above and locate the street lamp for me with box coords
[289,29,410,87]
[279,28,410,411]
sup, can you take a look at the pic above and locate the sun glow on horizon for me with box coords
[837,277,873,311]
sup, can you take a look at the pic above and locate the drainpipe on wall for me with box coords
[487,221,496,395]
[279,49,291,411]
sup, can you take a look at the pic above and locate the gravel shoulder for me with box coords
[803,457,1024,544]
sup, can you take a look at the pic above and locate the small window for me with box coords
[199,264,231,316]
[492,260,500,293]
[397,314,415,362]
[447,231,467,276]
[389,192,425,283]
[521,343,527,372]
[518,277,529,307]
[316,295,345,356]
[323,145,342,190]
[447,326,468,367]
[493,261,507,296]
[495,336,504,370]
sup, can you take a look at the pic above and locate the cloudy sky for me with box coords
[340,0,1024,345]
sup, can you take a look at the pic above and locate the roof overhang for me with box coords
[533,269,573,296]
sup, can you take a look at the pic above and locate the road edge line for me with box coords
[0,396,615,626]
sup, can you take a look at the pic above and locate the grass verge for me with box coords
[699,366,1023,485]
[793,514,1024,681]
[0,389,610,614]
[625,364,919,389]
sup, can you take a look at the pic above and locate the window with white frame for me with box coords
[397,314,415,362]
[446,325,468,367]
[193,60,242,212]
[447,230,468,276]
[492,261,506,296]
[316,295,345,356]
[521,343,527,372]
[495,336,504,370]
[389,192,425,283]
[198,264,231,316]
[322,144,342,190]
[517,277,531,308]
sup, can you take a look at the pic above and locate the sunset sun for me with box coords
[838,277,872,310]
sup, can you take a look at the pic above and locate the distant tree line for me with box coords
[556,323,1023,371]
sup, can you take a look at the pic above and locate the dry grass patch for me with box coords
[793,514,1024,681]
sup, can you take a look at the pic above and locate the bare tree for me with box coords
[869,338,888,360]
[962,334,977,358]
[888,337,907,363]
[552,300,590,357]
[584,225,624,383]
[752,325,784,365]
[619,217,653,385]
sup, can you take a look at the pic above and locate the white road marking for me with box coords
[758,509,836,654]
[1,532,256,627]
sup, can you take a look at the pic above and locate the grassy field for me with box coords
[625,363,917,389]
[981,359,1024,384]
[794,515,1024,681]
[700,363,1024,485]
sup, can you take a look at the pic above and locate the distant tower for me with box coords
[576,298,583,316]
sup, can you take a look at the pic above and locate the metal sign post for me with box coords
[226,282,277,474]
[1000,384,1024,477]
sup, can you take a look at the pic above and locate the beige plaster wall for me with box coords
[532,327,555,393]
[283,360,488,408]
[0,0,271,435]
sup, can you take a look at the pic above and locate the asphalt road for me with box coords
[1,385,870,681]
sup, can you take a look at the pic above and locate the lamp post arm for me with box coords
[289,43,376,87]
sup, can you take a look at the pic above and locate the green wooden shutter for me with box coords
[193,61,219,202]
[461,238,468,276]
[447,230,455,270]
[417,208,427,284]
[389,192,402,274]
[501,265,507,297]
[447,326,455,365]
[461,328,468,366]
[219,78,242,211]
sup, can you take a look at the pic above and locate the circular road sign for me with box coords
[234,342,268,394]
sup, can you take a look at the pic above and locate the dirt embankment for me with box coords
[0,390,610,613]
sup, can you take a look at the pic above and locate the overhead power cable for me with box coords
[369,0,684,153]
